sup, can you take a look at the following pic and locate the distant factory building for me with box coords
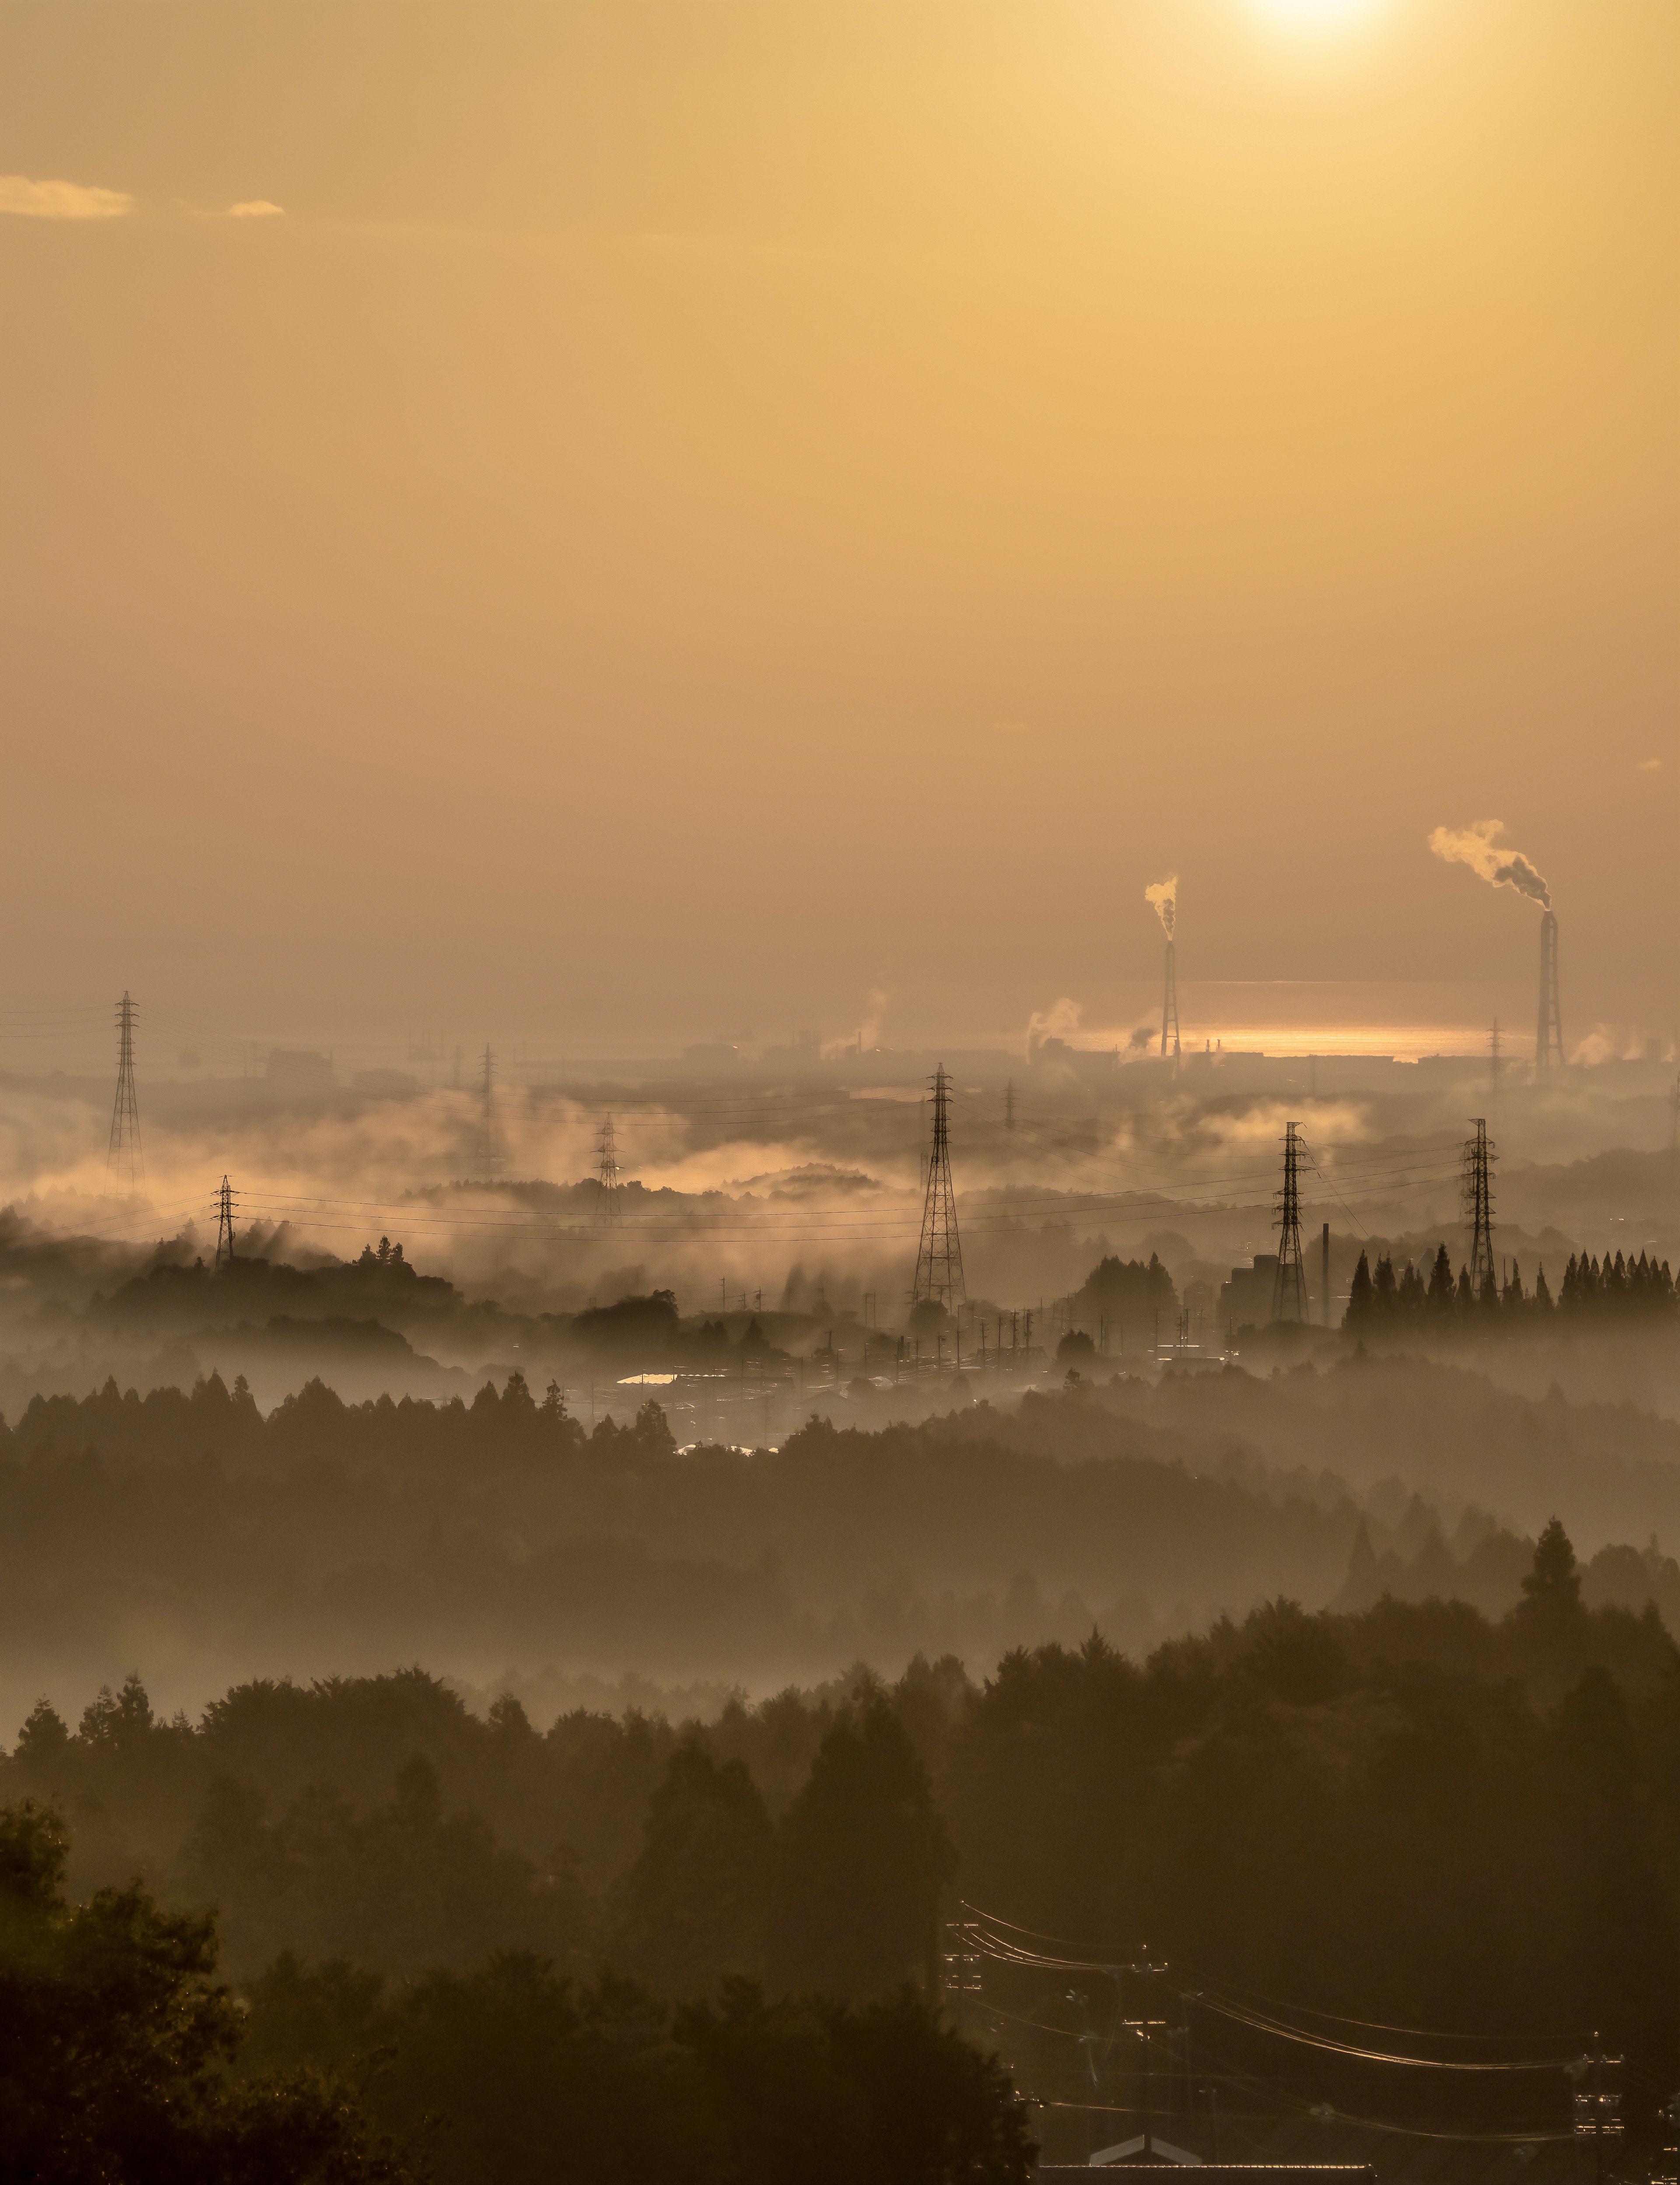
[266,1048,334,1089]
[1217,1253,1278,1335]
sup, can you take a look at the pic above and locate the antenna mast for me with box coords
[106,990,144,1194]
[912,1065,966,1313]
[1271,1122,1308,1322]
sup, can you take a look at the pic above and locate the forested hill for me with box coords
[3,1367,1680,1732]
[3,1530,1677,2176]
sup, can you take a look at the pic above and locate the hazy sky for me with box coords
[2,0,1675,1054]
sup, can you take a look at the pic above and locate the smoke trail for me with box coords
[1428,819,1551,909]
[1144,875,1177,938]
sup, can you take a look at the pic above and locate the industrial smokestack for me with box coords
[1535,909,1563,1068]
[1145,876,1180,1063]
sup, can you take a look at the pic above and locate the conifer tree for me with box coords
[1344,1252,1374,1329]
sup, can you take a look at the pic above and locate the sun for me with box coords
[1247,0,1383,25]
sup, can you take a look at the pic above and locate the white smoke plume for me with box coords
[1428,819,1551,910]
[1026,997,1082,1055]
[1144,875,1178,939]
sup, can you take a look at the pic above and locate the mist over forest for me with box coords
[2,1035,1680,2177]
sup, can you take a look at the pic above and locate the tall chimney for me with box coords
[1535,911,1563,1068]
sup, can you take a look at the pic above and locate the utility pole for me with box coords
[940,1919,982,2009]
[106,991,144,1194]
[1116,1959,1169,2161]
[1272,1122,1308,1322]
[213,1175,238,1273]
[595,1116,623,1226]
[1463,1118,1496,1292]
[911,1065,966,1313]
[1570,2039,1624,2185]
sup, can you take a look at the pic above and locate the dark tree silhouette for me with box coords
[769,1696,955,1999]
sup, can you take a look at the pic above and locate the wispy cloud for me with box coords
[1635,757,1662,773]
[227,200,285,220]
[0,174,132,221]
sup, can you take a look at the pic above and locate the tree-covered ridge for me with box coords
[4,1528,1676,2097]
[4,1366,1680,1726]
[1345,1240,1676,1328]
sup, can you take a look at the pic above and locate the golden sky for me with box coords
[1,0,1674,1052]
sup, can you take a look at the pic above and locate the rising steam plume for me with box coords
[1428,820,1551,910]
[1144,874,1178,938]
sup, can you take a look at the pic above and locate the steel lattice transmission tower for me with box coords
[106,990,144,1194]
[912,1066,966,1313]
[595,1115,623,1226]
[1463,1117,1496,1291]
[1535,910,1564,1069]
[213,1175,238,1273]
[1160,938,1181,1066]
[1271,1121,1309,1322]
[479,1045,498,1173]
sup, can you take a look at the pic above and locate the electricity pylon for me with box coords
[1271,1122,1308,1322]
[912,1065,965,1313]
[479,1045,498,1173]
[106,991,144,1194]
[1463,1118,1496,1291]
[213,1175,238,1273]
[595,1115,623,1226]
